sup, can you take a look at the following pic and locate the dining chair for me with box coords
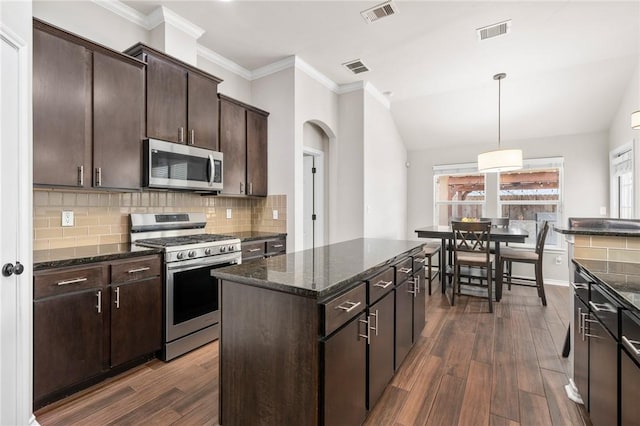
[422,243,440,295]
[498,221,549,306]
[450,220,494,313]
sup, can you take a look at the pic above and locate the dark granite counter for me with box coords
[573,258,640,312]
[212,238,424,300]
[226,231,286,242]
[555,226,640,237]
[554,217,640,237]
[34,243,162,271]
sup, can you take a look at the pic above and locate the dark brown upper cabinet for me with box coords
[33,19,145,190]
[219,94,269,197]
[124,43,222,150]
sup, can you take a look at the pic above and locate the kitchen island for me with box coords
[212,238,425,426]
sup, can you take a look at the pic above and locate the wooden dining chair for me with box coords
[498,221,549,306]
[422,243,440,295]
[451,220,494,313]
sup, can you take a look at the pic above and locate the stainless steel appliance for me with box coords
[143,138,223,192]
[130,212,240,361]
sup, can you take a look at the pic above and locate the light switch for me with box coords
[272,209,278,220]
[62,211,74,227]
[226,208,232,219]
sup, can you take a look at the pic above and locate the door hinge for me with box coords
[311,167,316,174]
[312,214,317,221]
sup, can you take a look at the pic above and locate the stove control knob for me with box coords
[204,248,212,256]
[188,250,196,258]
[220,246,227,253]
[228,245,235,252]
[176,252,185,260]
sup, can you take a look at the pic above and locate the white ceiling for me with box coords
[123,0,640,151]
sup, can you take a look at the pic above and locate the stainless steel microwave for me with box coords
[143,139,223,191]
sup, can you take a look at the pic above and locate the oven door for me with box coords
[165,253,239,342]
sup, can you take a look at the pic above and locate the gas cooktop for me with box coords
[135,233,237,248]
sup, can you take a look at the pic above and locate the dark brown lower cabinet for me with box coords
[621,350,640,425]
[33,289,103,407]
[587,316,618,426]
[110,277,162,367]
[368,291,395,409]
[395,279,413,370]
[412,266,426,340]
[573,294,589,406]
[323,313,367,426]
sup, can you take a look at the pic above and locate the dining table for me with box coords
[414,225,529,302]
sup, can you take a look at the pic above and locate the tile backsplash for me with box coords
[574,235,640,264]
[34,189,286,250]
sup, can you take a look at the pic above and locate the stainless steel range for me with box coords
[130,213,241,361]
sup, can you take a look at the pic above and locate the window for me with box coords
[610,144,634,219]
[433,163,486,226]
[498,158,564,248]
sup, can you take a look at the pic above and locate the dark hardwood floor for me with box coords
[35,284,588,426]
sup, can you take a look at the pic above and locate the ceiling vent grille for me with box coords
[343,59,370,74]
[477,20,512,41]
[360,1,398,24]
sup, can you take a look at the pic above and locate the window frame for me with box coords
[433,162,487,226]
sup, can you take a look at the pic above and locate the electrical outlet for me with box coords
[61,211,74,227]
[272,209,278,220]
[226,208,232,219]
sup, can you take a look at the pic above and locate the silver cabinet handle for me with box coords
[249,182,253,195]
[578,307,584,335]
[571,282,588,291]
[398,267,412,274]
[115,286,120,309]
[272,244,284,248]
[77,165,84,186]
[415,275,421,294]
[407,278,417,295]
[583,317,603,339]
[57,277,87,286]
[589,301,617,313]
[179,127,185,143]
[414,258,425,264]
[336,301,361,312]
[373,280,393,289]
[128,266,150,274]
[622,336,640,356]
[190,129,195,145]
[358,316,370,343]
[247,248,262,253]
[96,290,102,313]
[240,182,244,194]
[95,167,102,187]
[369,309,379,336]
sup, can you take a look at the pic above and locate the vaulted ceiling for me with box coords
[123,1,640,151]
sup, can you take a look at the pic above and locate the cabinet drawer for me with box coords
[412,253,426,274]
[34,265,105,299]
[111,255,161,284]
[394,258,413,286]
[266,239,286,255]
[622,311,640,365]
[590,284,620,339]
[242,241,265,259]
[368,267,394,304]
[323,283,366,336]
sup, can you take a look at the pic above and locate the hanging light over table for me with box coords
[477,73,523,173]
[632,110,640,129]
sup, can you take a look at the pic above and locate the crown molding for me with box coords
[364,82,391,110]
[197,45,252,80]
[91,0,148,27]
[147,6,205,39]
[337,81,366,94]
[251,56,296,81]
[294,57,340,92]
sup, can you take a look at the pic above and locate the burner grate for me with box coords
[136,234,236,248]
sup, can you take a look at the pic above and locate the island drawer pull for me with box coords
[336,301,361,312]
[369,310,379,336]
[96,290,102,314]
[128,266,150,274]
[358,316,370,343]
[414,258,425,264]
[272,244,284,248]
[622,336,640,356]
[247,248,262,253]
[398,267,412,274]
[570,282,588,291]
[57,277,87,286]
[373,280,393,289]
[589,301,616,313]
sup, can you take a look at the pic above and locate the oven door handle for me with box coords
[166,256,240,272]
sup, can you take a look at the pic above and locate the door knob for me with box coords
[2,261,24,277]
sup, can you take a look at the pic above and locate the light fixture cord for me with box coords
[497,76,501,149]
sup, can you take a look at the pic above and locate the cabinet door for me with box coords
[146,54,187,143]
[110,278,162,367]
[187,72,219,150]
[573,295,589,407]
[93,52,144,190]
[33,28,90,187]
[33,289,103,407]
[621,351,640,426]
[368,291,394,409]
[412,268,426,341]
[395,279,413,370]
[246,110,268,196]
[588,319,618,426]
[323,314,367,426]
[219,98,246,195]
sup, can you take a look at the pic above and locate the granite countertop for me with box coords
[554,226,640,237]
[226,231,286,242]
[573,258,640,312]
[34,243,162,271]
[554,218,640,237]
[212,238,424,300]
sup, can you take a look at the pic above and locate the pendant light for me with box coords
[477,73,523,173]
[632,110,640,129]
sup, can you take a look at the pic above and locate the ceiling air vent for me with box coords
[476,19,512,41]
[343,59,370,74]
[360,1,398,24]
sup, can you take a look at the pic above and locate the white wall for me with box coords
[198,55,251,103]
[363,89,407,240]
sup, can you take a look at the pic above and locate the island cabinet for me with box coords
[33,19,145,190]
[215,238,426,426]
[621,311,640,425]
[219,94,269,196]
[33,254,162,409]
[124,43,222,150]
[394,257,414,370]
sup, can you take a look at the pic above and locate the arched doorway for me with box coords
[303,121,332,249]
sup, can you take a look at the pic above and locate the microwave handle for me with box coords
[208,155,214,186]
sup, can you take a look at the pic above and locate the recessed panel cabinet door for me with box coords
[110,278,162,367]
[33,28,90,187]
[368,291,394,409]
[93,52,144,190]
[146,54,187,143]
[187,73,219,150]
[219,98,246,195]
[395,279,413,370]
[246,110,268,196]
[412,267,426,340]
